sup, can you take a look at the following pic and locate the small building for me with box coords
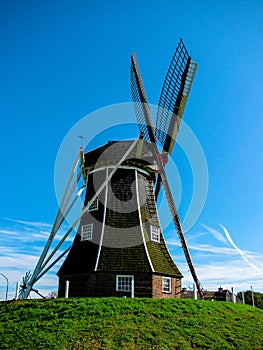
[181,287,195,299]
[213,287,232,302]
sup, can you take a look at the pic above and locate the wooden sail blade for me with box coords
[130,53,156,143]
[154,172,162,200]
[154,155,204,299]
[156,39,197,154]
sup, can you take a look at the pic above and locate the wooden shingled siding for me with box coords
[58,272,153,298]
[97,168,152,272]
[57,169,107,276]
[137,172,183,278]
[58,273,181,298]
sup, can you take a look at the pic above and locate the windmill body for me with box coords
[58,140,182,298]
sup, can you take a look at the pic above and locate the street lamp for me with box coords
[0,273,9,300]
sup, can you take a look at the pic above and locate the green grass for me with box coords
[0,298,262,349]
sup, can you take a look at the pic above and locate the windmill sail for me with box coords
[130,44,204,299]
[155,161,204,299]
[130,53,156,143]
[154,39,197,198]
[155,38,197,154]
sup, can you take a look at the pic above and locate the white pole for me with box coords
[251,286,255,307]
[0,273,9,300]
[65,280,69,298]
[242,291,245,304]
[15,282,19,300]
[231,287,236,303]
[131,277,134,298]
[193,283,197,300]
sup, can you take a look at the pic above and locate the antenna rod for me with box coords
[77,135,84,147]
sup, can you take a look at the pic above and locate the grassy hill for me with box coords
[0,297,262,349]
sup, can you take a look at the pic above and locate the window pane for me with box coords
[81,224,93,241]
[151,225,160,242]
[88,199,98,211]
[162,277,171,293]
[117,276,133,291]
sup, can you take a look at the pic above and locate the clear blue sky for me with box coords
[0,0,262,298]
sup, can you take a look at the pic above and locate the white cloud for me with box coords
[0,217,71,300]
[4,217,53,228]
[168,239,238,255]
[201,224,228,244]
[180,258,263,292]
[219,224,261,273]
[0,229,19,235]
[170,224,263,293]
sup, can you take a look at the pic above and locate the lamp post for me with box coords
[0,273,9,300]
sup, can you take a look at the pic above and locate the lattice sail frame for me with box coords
[130,53,156,143]
[130,40,204,299]
[155,39,197,154]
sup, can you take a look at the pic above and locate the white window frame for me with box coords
[88,198,98,212]
[162,277,172,293]
[81,223,93,241]
[150,225,160,243]
[116,275,134,292]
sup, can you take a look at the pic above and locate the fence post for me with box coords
[131,277,134,298]
[242,291,245,304]
[65,280,69,298]
[15,282,19,300]
[193,283,197,300]
[251,286,255,307]
[231,287,236,303]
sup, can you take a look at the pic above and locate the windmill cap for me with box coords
[83,140,157,176]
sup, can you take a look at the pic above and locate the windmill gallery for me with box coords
[19,39,203,300]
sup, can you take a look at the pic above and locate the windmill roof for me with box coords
[84,140,157,176]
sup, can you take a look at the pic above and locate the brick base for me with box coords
[152,275,181,298]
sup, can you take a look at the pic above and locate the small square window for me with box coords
[116,275,134,292]
[151,225,160,242]
[162,277,172,293]
[88,198,98,211]
[81,224,93,241]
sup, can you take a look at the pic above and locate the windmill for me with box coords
[21,38,203,299]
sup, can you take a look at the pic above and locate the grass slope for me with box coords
[0,298,262,349]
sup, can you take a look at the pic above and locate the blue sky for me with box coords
[0,0,263,299]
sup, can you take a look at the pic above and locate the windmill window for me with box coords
[150,225,160,242]
[116,275,134,292]
[88,198,98,211]
[81,224,93,241]
[162,277,172,293]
